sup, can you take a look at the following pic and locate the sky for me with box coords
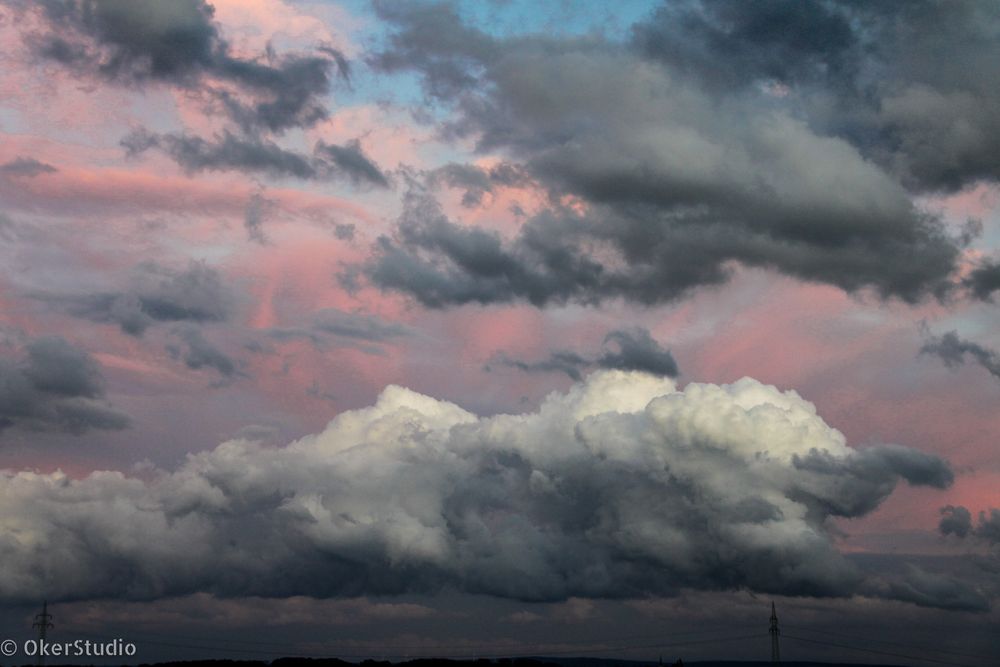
[0,0,999,664]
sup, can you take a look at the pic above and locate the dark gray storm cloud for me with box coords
[334,223,356,241]
[35,261,234,336]
[632,1,1000,194]
[167,326,242,381]
[491,350,592,382]
[599,328,680,377]
[980,510,1000,544]
[0,371,961,609]
[940,505,974,538]
[964,259,1000,302]
[360,2,974,308]
[631,0,859,95]
[122,129,389,185]
[920,330,1000,380]
[0,336,129,434]
[940,505,1000,545]
[315,140,390,188]
[244,191,273,244]
[879,564,989,613]
[364,186,956,308]
[490,327,678,381]
[0,157,57,177]
[311,308,412,342]
[6,0,346,133]
[428,162,529,208]
[122,129,316,180]
[261,309,412,355]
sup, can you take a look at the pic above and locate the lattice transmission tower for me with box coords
[769,601,780,663]
[32,601,54,667]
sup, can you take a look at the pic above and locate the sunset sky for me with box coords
[1,1,999,664]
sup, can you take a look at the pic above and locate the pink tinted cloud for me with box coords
[0,11,195,148]
[0,163,247,217]
[392,304,594,414]
[0,282,48,336]
[309,104,442,172]
[228,223,371,328]
[927,182,1000,222]
[677,270,953,388]
[433,157,551,236]
[211,0,360,58]
[243,333,411,422]
[219,225,415,418]
[437,306,546,362]
[0,161,378,232]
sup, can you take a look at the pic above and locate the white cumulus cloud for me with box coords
[0,371,961,607]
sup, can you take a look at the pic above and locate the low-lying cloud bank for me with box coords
[0,371,967,607]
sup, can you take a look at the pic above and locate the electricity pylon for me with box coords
[769,601,780,663]
[32,601,53,667]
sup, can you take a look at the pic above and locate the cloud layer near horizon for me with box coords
[0,371,969,608]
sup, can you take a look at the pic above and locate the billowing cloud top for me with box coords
[0,371,957,606]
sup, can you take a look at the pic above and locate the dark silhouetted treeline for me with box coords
[1,657,906,667]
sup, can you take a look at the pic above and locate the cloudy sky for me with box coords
[0,0,999,664]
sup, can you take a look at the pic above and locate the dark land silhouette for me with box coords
[0,656,911,667]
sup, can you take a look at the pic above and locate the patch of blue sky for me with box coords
[321,0,660,117]
[309,0,447,116]
[455,0,659,41]
[330,0,659,40]
[307,0,665,172]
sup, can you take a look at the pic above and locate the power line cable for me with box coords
[782,624,996,663]
[63,624,758,655]
[782,633,983,667]
[67,629,767,661]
